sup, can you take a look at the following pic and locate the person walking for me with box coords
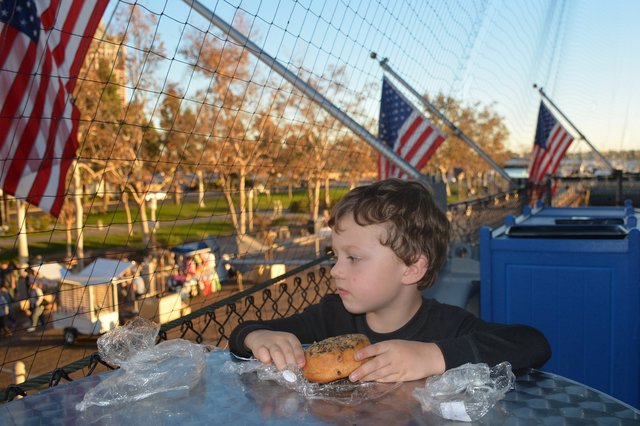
[0,273,16,329]
[27,280,46,332]
[132,274,146,299]
[0,286,12,336]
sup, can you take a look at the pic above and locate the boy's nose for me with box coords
[330,260,343,279]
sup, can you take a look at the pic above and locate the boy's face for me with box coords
[330,213,409,315]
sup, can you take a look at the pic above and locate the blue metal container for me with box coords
[480,200,640,408]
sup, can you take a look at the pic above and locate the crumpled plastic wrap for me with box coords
[223,358,401,405]
[412,362,515,422]
[76,317,206,412]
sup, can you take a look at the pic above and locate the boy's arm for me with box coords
[418,300,551,372]
[228,297,338,357]
[243,329,306,370]
[229,322,275,358]
[434,319,552,372]
[350,340,446,383]
[229,294,361,358]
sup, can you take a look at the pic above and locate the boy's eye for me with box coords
[326,248,336,259]
[347,256,361,263]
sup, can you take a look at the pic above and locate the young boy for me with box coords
[229,179,551,383]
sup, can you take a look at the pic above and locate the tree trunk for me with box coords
[306,182,314,221]
[138,199,150,245]
[0,189,6,227]
[16,200,29,265]
[239,168,247,235]
[466,174,474,197]
[324,177,331,208]
[173,182,182,205]
[220,174,240,234]
[74,164,85,268]
[66,225,73,259]
[197,170,205,207]
[311,179,322,256]
[312,179,321,227]
[101,187,111,214]
[307,179,321,225]
[439,167,452,197]
[248,189,254,233]
[122,191,133,235]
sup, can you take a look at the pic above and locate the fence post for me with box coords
[614,169,623,206]
[545,175,553,206]
[13,361,25,399]
[236,271,244,291]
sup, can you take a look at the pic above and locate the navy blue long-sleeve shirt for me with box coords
[229,294,551,371]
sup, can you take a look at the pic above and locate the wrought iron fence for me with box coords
[448,187,527,246]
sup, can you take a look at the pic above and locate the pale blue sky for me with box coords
[104,0,639,155]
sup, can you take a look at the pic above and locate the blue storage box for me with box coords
[480,201,640,408]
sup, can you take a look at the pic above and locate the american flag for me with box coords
[0,0,107,217]
[527,101,574,185]
[378,77,446,179]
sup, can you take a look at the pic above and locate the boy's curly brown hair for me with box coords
[328,178,450,290]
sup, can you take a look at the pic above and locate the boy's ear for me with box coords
[401,255,429,285]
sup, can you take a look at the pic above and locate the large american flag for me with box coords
[527,101,574,185]
[378,77,446,179]
[0,0,107,217]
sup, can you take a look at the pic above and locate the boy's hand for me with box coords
[349,340,445,383]
[244,329,306,371]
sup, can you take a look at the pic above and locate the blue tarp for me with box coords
[170,236,220,256]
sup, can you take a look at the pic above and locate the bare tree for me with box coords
[184,19,276,237]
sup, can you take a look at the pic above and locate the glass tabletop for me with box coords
[2,349,639,425]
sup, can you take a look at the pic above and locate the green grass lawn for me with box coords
[0,187,349,262]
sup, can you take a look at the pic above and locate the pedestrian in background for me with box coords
[0,285,12,336]
[132,274,146,299]
[27,278,46,333]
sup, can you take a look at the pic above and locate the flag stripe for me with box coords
[0,27,21,68]
[414,135,445,171]
[535,130,572,182]
[28,64,69,206]
[40,0,59,29]
[0,34,35,155]
[69,5,105,91]
[53,2,82,70]
[530,125,559,181]
[404,125,435,164]
[51,106,80,214]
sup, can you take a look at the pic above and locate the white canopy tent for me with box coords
[53,258,137,344]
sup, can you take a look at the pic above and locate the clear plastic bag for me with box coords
[412,362,515,422]
[76,317,207,411]
[223,358,401,405]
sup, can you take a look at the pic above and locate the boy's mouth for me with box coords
[337,287,350,297]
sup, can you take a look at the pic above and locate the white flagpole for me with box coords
[533,84,615,172]
[372,54,513,183]
[184,0,429,184]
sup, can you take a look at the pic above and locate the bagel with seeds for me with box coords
[302,334,371,383]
